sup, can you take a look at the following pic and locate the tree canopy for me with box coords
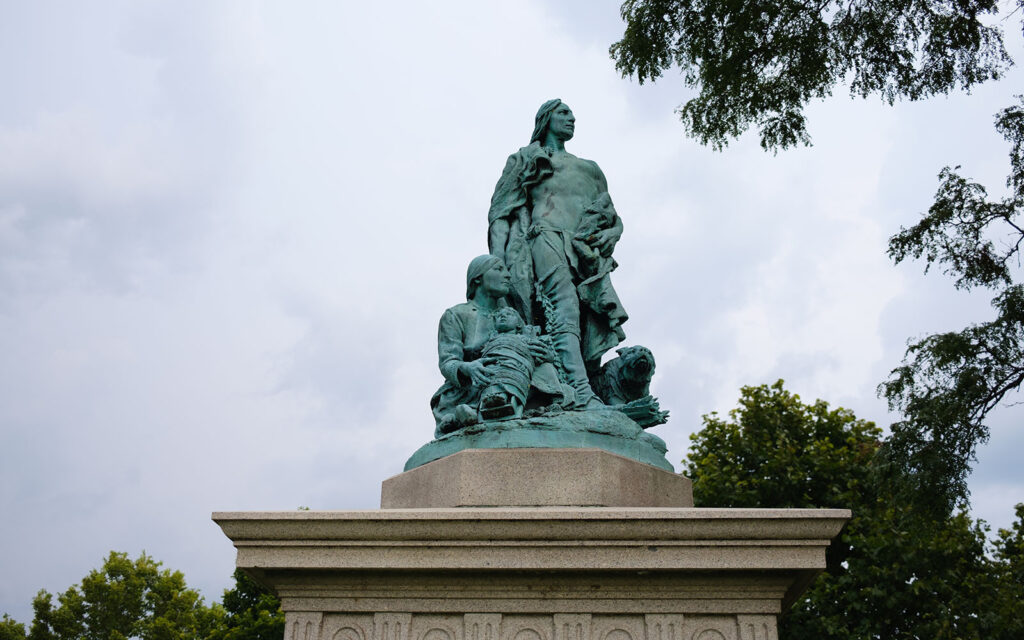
[880,97,1024,515]
[1,553,282,640]
[611,0,1024,520]
[610,0,1016,150]
[685,379,880,511]
[208,571,284,640]
[25,552,220,640]
[685,381,1024,640]
[0,616,26,640]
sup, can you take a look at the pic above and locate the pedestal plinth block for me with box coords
[382,449,693,508]
[214,506,848,640]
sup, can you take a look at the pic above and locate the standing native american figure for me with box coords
[487,99,628,408]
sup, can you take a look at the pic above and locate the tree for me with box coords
[685,379,880,511]
[611,0,1024,521]
[3,554,285,640]
[795,506,1010,640]
[990,504,1024,640]
[209,570,284,640]
[26,551,222,640]
[0,615,26,640]
[880,97,1024,515]
[609,0,1015,150]
[685,381,1022,640]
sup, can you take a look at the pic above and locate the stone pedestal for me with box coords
[382,449,692,508]
[214,450,849,640]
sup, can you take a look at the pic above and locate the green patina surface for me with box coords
[405,409,671,472]
[419,100,672,472]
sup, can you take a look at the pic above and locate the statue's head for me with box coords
[494,307,523,333]
[466,254,509,300]
[531,99,575,144]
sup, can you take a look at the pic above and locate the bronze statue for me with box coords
[414,102,670,472]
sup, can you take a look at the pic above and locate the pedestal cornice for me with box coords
[214,507,848,614]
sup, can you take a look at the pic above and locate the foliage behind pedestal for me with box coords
[685,380,1024,640]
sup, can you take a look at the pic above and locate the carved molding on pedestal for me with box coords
[298,613,775,640]
[465,614,502,640]
[287,613,325,640]
[735,616,776,640]
[554,614,591,640]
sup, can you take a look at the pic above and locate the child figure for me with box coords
[478,307,543,420]
[571,192,618,276]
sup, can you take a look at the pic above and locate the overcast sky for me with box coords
[2,0,1022,625]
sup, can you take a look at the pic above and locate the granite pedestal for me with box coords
[382,449,692,508]
[215,449,848,640]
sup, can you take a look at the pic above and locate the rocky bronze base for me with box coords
[407,409,671,472]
